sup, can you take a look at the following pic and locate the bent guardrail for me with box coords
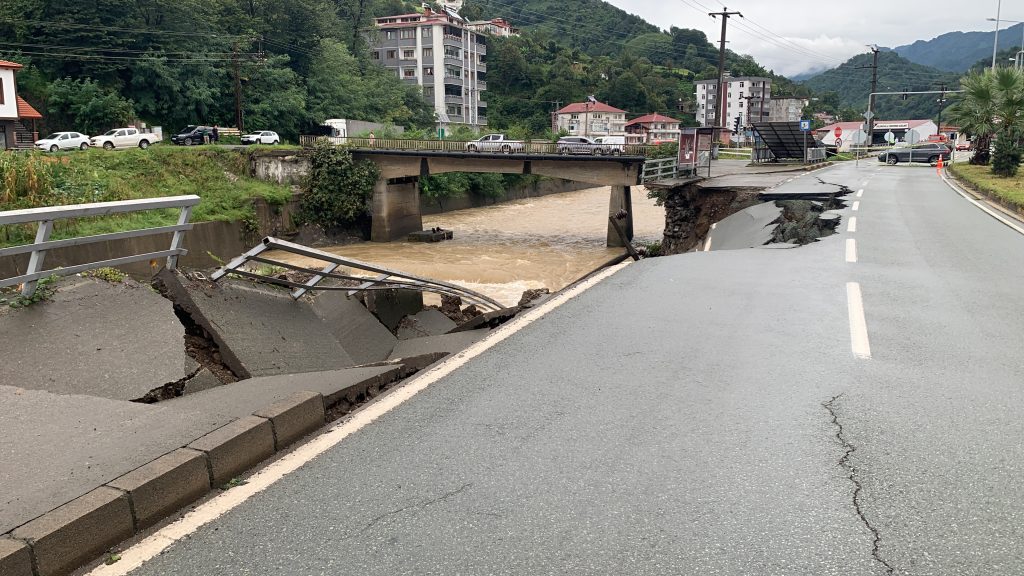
[0,195,200,297]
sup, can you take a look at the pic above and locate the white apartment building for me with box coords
[768,97,809,123]
[371,6,487,129]
[694,76,771,131]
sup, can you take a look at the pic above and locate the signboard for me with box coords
[884,131,896,143]
[834,126,843,138]
[875,122,910,130]
[862,110,874,121]
[835,138,842,148]
[906,130,920,144]
[799,119,811,132]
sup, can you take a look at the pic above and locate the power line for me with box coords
[0,17,250,39]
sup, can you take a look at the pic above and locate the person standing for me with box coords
[212,125,220,144]
[368,131,376,147]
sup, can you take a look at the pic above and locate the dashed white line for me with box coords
[847,217,857,233]
[856,189,864,198]
[85,262,630,576]
[845,238,858,263]
[852,201,860,211]
[846,282,872,359]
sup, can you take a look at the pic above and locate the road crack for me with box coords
[824,394,894,575]
[346,483,473,538]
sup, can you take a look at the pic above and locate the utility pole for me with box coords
[936,84,948,138]
[992,0,1002,71]
[232,42,244,134]
[857,45,880,148]
[709,7,742,132]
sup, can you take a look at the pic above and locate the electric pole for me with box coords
[710,8,742,131]
[936,84,948,138]
[857,45,880,147]
[232,42,244,134]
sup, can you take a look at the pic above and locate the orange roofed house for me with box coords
[0,60,43,150]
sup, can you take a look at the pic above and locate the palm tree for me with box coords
[951,68,1024,173]
[950,72,997,165]
[990,68,1024,176]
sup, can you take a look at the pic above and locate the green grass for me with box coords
[949,163,1024,208]
[1,146,293,246]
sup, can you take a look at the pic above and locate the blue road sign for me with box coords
[799,120,811,132]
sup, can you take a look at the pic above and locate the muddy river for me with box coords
[275,186,665,306]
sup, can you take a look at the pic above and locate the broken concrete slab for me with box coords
[11,486,134,576]
[0,276,197,401]
[705,202,784,251]
[449,307,520,333]
[162,365,404,419]
[309,289,396,364]
[187,416,276,487]
[397,309,458,340]
[0,385,226,535]
[362,288,424,332]
[154,270,354,379]
[106,448,210,530]
[181,368,222,395]
[388,329,490,362]
[253,391,326,450]
[0,538,32,576]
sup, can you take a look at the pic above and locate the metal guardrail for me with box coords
[299,135,654,157]
[0,195,199,296]
[211,237,505,311]
[805,148,827,163]
[641,157,678,182]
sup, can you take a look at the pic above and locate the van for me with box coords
[594,136,625,155]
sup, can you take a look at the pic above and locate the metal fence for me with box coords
[641,157,678,182]
[298,135,654,157]
[0,195,199,296]
[805,148,827,163]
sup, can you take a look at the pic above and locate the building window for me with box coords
[422,27,432,38]
[739,101,744,107]
[739,81,744,87]
[424,86,434,99]
[385,30,396,40]
[446,104,462,116]
[403,49,415,59]
[372,51,380,60]
[423,48,433,59]
[423,66,434,76]
[445,65,460,77]
[399,28,415,39]
[387,50,397,59]
[444,46,459,58]
[403,68,416,78]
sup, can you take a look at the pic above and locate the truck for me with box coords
[465,134,525,154]
[90,127,161,150]
[323,119,402,138]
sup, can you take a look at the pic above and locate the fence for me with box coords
[298,135,655,157]
[641,157,678,182]
[805,148,827,163]
[0,195,199,297]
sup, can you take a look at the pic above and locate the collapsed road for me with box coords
[73,161,1024,575]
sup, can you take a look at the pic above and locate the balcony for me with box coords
[443,75,463,86]
[444,56,462,68]
[444,94,464,104]
[477,100,487,107]
[478,116,487,125]
[477,80,487,90]
[443,35,463,48]
[474,43,487,55]
[475,62,486,72]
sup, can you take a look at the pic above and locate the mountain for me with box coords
[893,23,1024,72]
[802,51,961,120]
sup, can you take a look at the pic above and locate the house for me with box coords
[467,18,519,37]
[815,119,937,152]
[369,6,488,130]
[554,101,627,137]
[694,75,771,133]
[624,113,681,145]
[0,60,43,150]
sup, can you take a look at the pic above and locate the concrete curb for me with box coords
[1,366,415,575]
[944,168,1024,226]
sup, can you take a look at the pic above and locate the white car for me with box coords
[35,132,90,152]
[241,131,280,145]
[90,127,159,150]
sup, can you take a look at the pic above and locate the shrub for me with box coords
[298,141,380,230]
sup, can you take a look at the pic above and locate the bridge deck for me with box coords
[350,148,646,163]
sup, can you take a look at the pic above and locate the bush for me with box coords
[298,141,380,230]
[991,138,1021,177]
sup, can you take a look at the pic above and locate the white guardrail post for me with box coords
[21,219,53,296]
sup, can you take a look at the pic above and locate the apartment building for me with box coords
[768,97,809,123]
[370,6,487,129]
[694,76,771,131]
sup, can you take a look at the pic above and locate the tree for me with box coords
[951,68,1024,171]
[46,78,135,134]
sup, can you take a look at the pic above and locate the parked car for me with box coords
[171,125,215,146]
[35,132,90,152]
[593,136,625,155]
[877,142,952,165]
[955,143,971,151]
[557,136,602,155]
[241,130,280,145]
[465,134,524,153]
[90,127,159,150]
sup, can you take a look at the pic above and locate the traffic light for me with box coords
[902,88,909,101]
[733,115,742,133]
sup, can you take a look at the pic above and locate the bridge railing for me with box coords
[641,157,678,182]
[805,148,827,163]
[299,135,654,157]
[0,195,199,297]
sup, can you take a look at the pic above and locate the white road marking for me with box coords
[847,217,857,233]
[846,282,872,359]
[862,180,869,186]
[86,262,631,576]
[852,201,860,211]
[703,222,717,252]
[856,189,864,198]
[941,173,1024,236]
[845,238,857,263]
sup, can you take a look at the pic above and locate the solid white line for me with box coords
[847,217,857,233]
[852,201,860,211]
[941,173,1024,236]
[845,238,857,263]
[703,222,717,252]
[846,282,872,359]
[856,189,864,198]
[86,262,630,576]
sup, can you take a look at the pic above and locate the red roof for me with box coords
[0,60,24,70]
[557,101,626,114]
[625,113,680,127]
[17,97,42,120]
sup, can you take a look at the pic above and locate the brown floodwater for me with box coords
[274,185,665,306]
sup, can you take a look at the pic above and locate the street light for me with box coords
[987,15,1024,69]
[990,0,1002,70]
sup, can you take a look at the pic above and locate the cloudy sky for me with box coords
[605,0,1007,76]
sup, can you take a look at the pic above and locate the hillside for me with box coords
[893,23,1024,72]
[802,51,961,120]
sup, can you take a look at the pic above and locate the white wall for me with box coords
[0,69,17,119]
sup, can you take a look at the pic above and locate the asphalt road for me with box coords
[118,160,1024,575]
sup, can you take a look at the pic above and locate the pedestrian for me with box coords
[368,131,375,147]
[212,125,220,144]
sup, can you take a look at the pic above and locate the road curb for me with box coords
[11,487,134,576]
[0,537,33,576]
[253,391,326,450]
[106,448,211,530]
[188,415,276,487]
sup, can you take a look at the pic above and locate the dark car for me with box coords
[877,143,952,165]
[171,125,214,146]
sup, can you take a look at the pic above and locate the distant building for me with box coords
[0,59,42,150]
[369,6,487,129]
[467,18,519,37]
[816,119,937,152]
[694,76,771,134]
[768,98,808,123]
[554,101,627,137]
[624,113,681,145]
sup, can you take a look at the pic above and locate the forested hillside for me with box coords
[802,51,961,121]
[893,23,1024,73]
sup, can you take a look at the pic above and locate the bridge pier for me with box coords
[606,185,634,248]
[370,177,423,242]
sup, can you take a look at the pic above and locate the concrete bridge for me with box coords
[351,149,645,247]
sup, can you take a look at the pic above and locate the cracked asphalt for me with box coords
[124,162,1024,575]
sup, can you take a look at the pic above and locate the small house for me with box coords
[0,60,42,150]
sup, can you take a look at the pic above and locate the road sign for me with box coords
[834,126,843,138]
[884,131,895,143]
[835,137,843,148]
[907,130,920,144]
[799,120,811,132]
[862,110,875,121]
